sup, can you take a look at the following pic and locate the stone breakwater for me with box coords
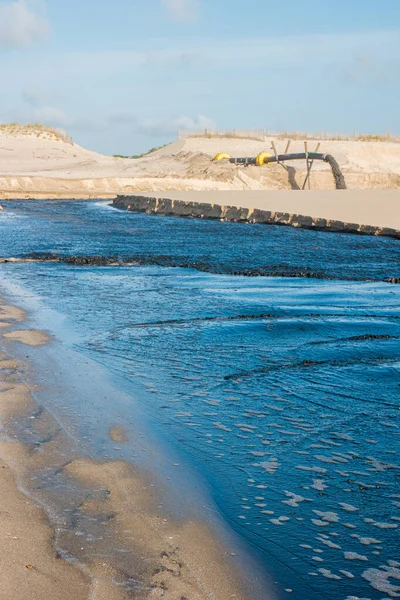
[113,195,400,239]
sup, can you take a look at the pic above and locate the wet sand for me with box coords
[3,329,51,346]
[0,325,90,599]
[0,446,89,600]
[0,297,254,600]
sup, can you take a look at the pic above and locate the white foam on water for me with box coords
[333,432,354,441]
[366,456,399,471]
[313,510,340,523]
[310,444,330,449]
[340,570,355,578]
[282,491,311,508]
[312,519,330,527]
[259,458,280,474]
[312,479,327,491]
[344,552,369,561]
[319,438,342,447]
[339,503,359,512]
[0,211,26,221]
[317,537,341,550]
[296,465,327,474]
[362,564,400,597]
[315,454,348,464]
[351,535,382,546]
[364,518,398,529]
[270,516,290,526]
[317,568,341,580]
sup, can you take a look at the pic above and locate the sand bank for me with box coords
[0,296,255,599]
[113,190,400,239]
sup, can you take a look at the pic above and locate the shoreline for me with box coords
[2,199,399,599]
[0,295,261,600]
[112,191,400,239]
[2,187,400,240]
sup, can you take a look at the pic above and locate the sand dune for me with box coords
[1,126,400,199]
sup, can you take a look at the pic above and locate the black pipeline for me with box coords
[229,153,347,190]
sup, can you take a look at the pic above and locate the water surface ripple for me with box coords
[0,200,399,600]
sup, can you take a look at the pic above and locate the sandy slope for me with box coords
[0,128,400,198]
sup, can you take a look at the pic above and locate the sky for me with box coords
[0,0,399,155]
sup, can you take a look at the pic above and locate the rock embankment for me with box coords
[112,195,400,239]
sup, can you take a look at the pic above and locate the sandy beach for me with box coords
[2,1,399,597]
[0,296,254,600]
[0,128,399,600]
[1,198,399,600]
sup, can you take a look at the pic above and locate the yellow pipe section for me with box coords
[256,152,272,166]
[213,152,231,161]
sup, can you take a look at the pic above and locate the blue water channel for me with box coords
[0,200,399,600]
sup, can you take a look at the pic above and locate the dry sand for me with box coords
[0,296,254,600]
[1,128,400,199]
[124,189,400,232]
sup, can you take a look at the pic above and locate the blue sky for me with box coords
[0,0,399,154]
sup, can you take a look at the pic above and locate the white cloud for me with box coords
[0,0,49,47]
[4,30,398,83]
[161,0,199,22]
[138,114,215,136]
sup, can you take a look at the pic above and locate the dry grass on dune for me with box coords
[0,123,73,144]
[182,129,399,144]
